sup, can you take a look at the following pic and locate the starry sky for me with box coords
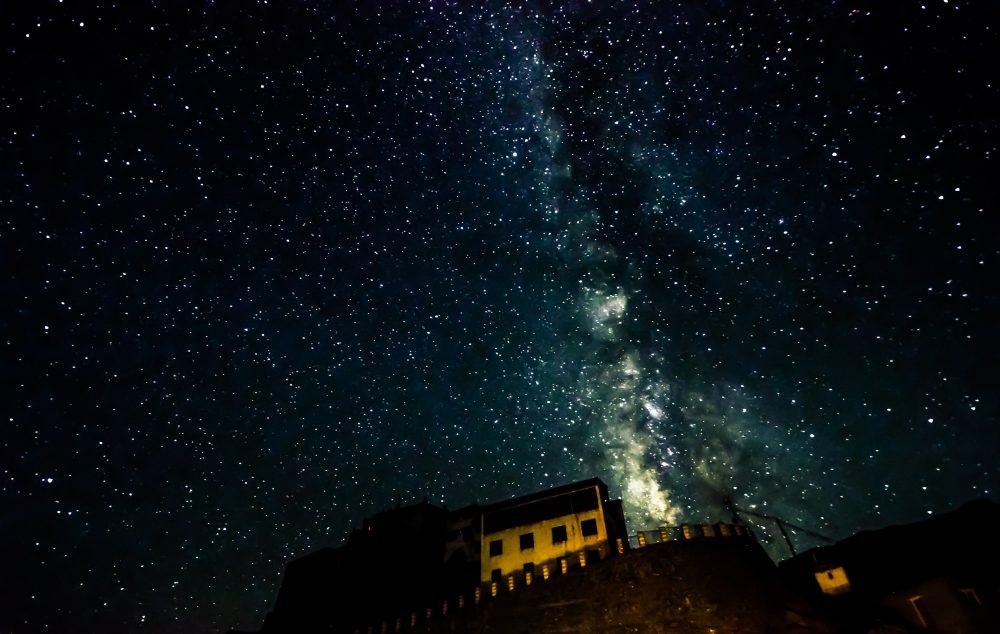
[3,1,999,632]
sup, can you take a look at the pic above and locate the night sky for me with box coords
[3,1,999,632]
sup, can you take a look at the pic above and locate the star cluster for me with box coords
[3,1,998,633]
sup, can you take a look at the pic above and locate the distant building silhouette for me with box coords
[262,500,452,632]
[781,499,1000,632]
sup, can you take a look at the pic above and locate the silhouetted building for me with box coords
[442,503,481,593]
[781,499,1000,632]
[260,500,451,633]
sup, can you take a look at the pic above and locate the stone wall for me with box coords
[346,533,829,634]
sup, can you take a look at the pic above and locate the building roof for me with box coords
[481,477,609,513]
[479,478,612,534]
[781,499,1000,597]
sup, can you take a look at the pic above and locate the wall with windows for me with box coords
[884,577,993,633]
[479,484,610,583]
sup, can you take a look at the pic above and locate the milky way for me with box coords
[3,2,999,633]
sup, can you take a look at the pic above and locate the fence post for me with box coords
[616,537,625,554]
[474,587,482,604]
[542,564,550,580]
[491,581,498,597]
[525,570,533,586]
[637,531,647,547]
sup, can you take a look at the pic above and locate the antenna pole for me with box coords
[724,496,832,559]
[773,517,797,557]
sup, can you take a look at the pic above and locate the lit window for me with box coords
[814,566,850,595]
[581,518,598,537]
[552,525,568,544]
[489,539,503,557]
[519,532,534,551]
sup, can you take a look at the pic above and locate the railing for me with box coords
[350,522,754,634]
[630,521,753,549]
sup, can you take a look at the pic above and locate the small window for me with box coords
[960,588,981,606]
[552,525,568,544]
[491,568,502,583]
[581,518,598,537]
[586,549,601,565]
[909,596,929,628]
[827,571,835,580]
[523,562,535,575]
[519,532,534,551]
[489,539,503,557]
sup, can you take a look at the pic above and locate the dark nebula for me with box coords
[3,1,998,632]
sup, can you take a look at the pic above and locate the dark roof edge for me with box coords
[482,477,610,514]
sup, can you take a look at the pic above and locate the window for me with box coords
[814,566,850,595]
[960,588,982,606]
[489,539,503,557]
[552,525,568,544]
[908,596,929,628]
[491,568,502,583]
[519,532,534,551]
[586,549,601,565]
[581,518,598,537]
[523,562,535,575]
